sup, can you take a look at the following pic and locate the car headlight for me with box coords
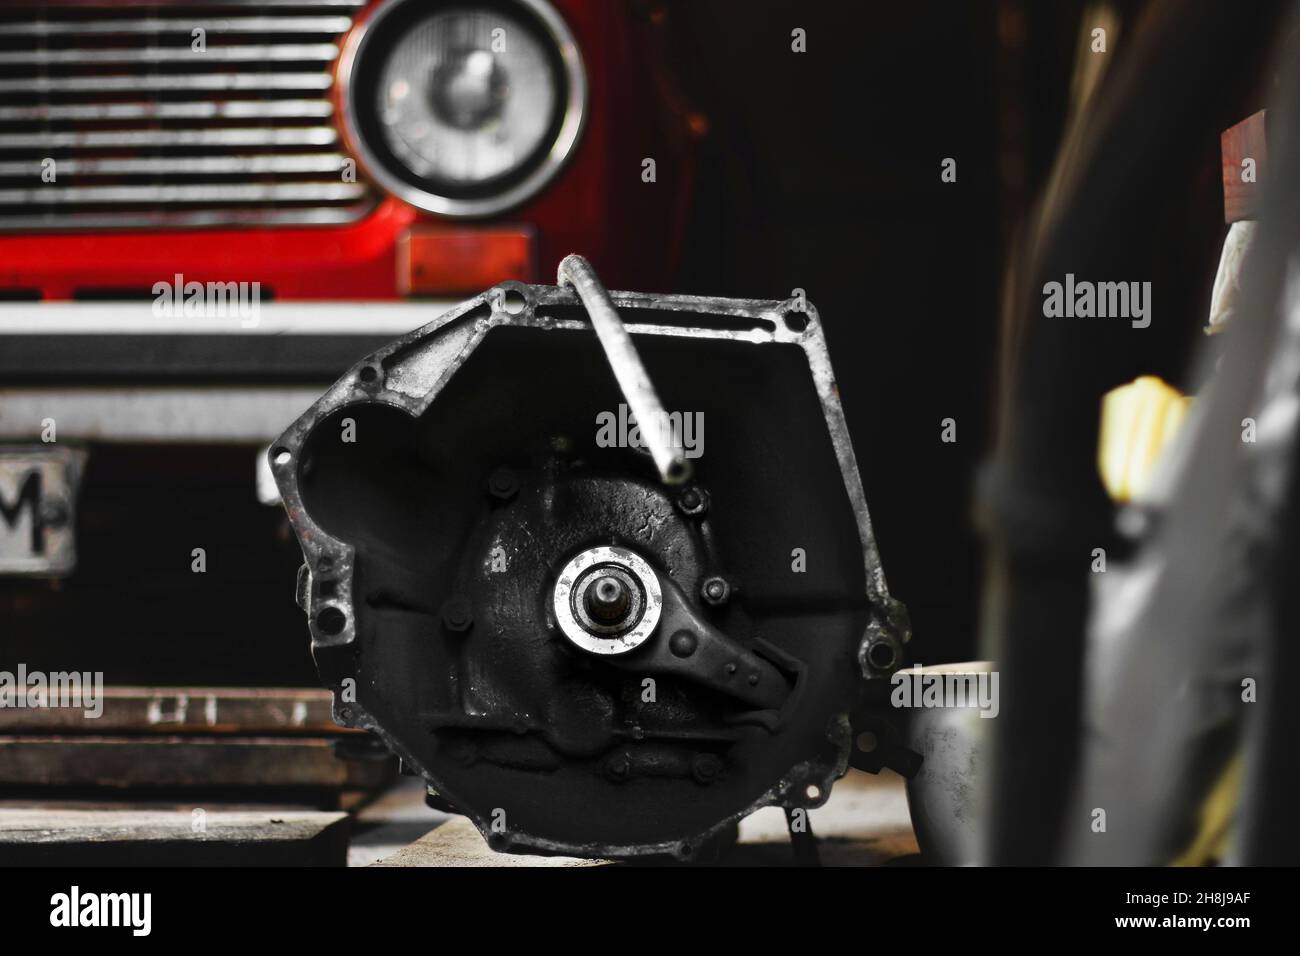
[339,0,586,218]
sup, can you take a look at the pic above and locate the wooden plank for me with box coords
[372,770,919,867]
[0,685,352,734]
[0,808,349,865]
[347,777,448,867]
[371,816,610,867]
[725,769,920,865]
[0,735,393,790]
[1222,110,1268,223]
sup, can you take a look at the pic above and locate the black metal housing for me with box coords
[272,280,908,858]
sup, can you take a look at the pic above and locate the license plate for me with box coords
[0,446,86,576]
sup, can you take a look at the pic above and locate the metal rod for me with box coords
[557,254,690,484]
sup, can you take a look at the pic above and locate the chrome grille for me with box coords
[0,0,374,231]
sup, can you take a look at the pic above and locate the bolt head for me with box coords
[584,574,631,624]
[692,753,722,784]
[701,576,730,605]
[669,629,698,657]
[441,596,473,632]
[486,467,519,500]
[677,486,709,516]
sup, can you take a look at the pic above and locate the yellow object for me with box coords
[1170,755,1241,866]
[1097,375,1194,502]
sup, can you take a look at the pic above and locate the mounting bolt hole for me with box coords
[359,366,379,384]
[856,731,878,753]
[272,447,291,467]
[502,289,527,315]
[867,640,897,671]
[783,311,810,333]
[316,606,347,636]
[805,784,822,802]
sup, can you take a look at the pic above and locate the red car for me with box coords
[0,0,697,788]
[0,0,695,300]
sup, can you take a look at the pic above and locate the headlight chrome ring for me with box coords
[337,0,587,218]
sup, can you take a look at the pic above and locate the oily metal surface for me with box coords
[272,279,908,858]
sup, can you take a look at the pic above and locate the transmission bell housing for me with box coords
[272,258,909,859]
